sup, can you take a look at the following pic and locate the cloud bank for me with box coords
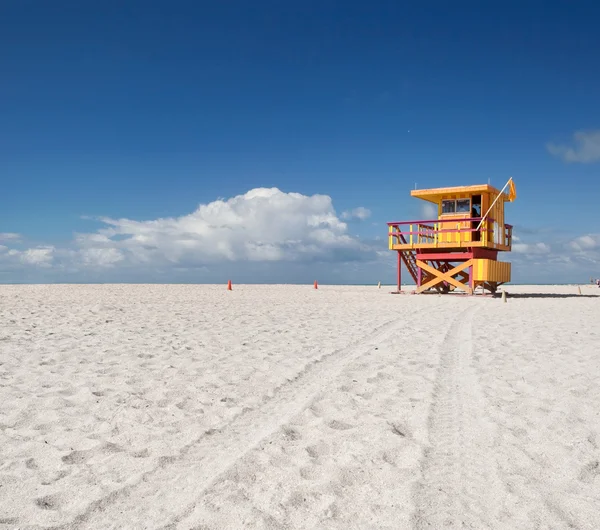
[0,188,381,281]
[509,228,600,283]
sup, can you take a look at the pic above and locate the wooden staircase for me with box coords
[398,234,418,284]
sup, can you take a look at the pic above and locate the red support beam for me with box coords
[397,251,401,292]
[471,248,499,260]
[416,252,473,261]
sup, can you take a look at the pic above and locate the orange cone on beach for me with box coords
[314,280,318,289]
[227,280,232,291]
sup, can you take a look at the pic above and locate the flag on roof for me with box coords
[507,177,517,202]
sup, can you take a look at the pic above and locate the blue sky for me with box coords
[1,1,599,284]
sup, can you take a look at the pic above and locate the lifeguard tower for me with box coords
[387,178,517,295]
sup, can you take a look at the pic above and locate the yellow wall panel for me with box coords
[473,259,511,283]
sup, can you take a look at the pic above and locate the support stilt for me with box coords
[396,251,401,292]
[415,259,474,295]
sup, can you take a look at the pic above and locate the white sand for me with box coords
[0,283,599,529]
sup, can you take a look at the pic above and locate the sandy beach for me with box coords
[0,284,599,529]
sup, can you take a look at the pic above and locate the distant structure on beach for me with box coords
[387,178,517,295]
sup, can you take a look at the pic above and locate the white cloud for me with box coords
[568,234,600,252]
[341,207,371,220]
[17,246,55,267]
[0,233,21,242]
[547,130,600,163]
[565,234,600,267]
[79,248,125,267]
[0,189,378,278]
[420,203,437,220]
[88,188,371,265]
[513,242,551,254]
[510,232,600,282]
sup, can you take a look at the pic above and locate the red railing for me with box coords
[387,217,513,248]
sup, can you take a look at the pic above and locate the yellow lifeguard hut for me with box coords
[387,178,517,295]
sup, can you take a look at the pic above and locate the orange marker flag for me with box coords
[507,177,517,202]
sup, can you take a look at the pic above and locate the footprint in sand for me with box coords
[305,441,330,462]
[309,403,324,417]
[132,448,150,458]
[389,421,410,438]
[327,420,354,431]
[158,455,177,467]
[382,450,398,466]
[40,469,70,486]
[579,460,599,483]
[306,446,320,459]
[62,449,92,465]
[283,427,302,441]
[35,493,64,511]
[287,490,310,508]
[299,465,322,480]
[367,372,393,384]
[62,442,124,464]
[101,442,125,454]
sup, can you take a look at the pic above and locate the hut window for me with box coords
[441,200,456,214]
[456,199,471,213]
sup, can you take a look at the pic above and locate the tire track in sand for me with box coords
[53,310,428,530]
[412,306,508,529]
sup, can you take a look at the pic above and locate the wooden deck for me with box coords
[390,240,512,252]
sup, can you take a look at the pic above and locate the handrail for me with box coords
[388,217,513,248]
[387,217,493,226]
[388,229,491,236]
